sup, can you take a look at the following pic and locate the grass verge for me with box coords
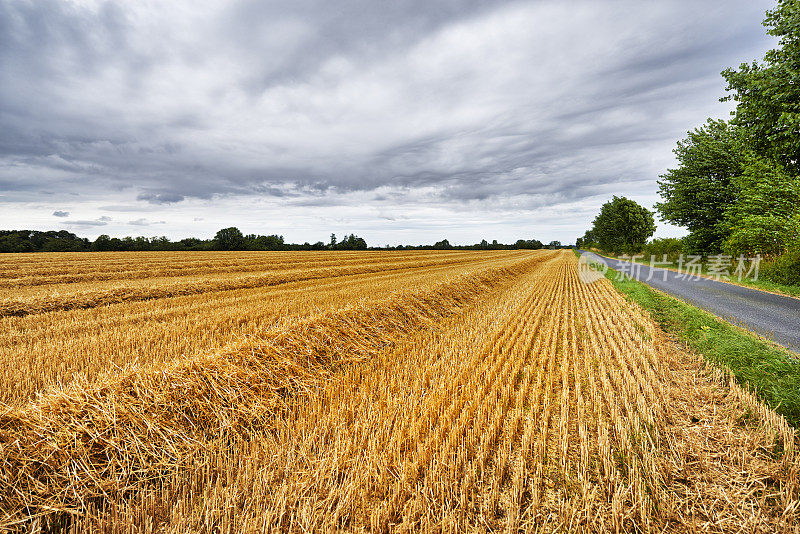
[579,250,800,427]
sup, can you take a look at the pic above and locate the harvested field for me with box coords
[0,251,523,404]
[0,250,797,532]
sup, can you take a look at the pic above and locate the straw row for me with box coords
[0,254,486,317]
[0,251,484,288]
[0,257,539,528]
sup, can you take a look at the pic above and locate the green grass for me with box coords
[591,250,800,298]
[576,249,800,427]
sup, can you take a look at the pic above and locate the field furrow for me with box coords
[0,250,796,533]
[0,253,499,317]
[1,253,533,404]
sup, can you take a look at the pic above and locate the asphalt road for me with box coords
[579,251,800,353]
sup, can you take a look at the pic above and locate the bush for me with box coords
[761,249,800,286]
[640,237,684,262]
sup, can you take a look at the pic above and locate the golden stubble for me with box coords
[0,250,796,533]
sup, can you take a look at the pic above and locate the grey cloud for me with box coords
[99,204,160,212]
[65,219,108,227]
[222,0,514,92]
[52,210,69,217]
[136,192,186,204]
[129,218,166,226]
[0,0,777,240]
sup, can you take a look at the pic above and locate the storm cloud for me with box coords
[0,0,776,243]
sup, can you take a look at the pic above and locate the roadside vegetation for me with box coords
[578,0,800,293]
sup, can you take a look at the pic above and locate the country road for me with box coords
[580,251,800,353]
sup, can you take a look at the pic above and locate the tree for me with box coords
[576,229,597,249]
[655,119,743,254]
[591,196,656,254]
[514,239,543,249]
[214,227,245,250]
[641,237,684,261]
[722,1,800,175]
[93,234,114,251]
[335,234,367,250]
[247,234,285,250]
[433,239,451,250]
[722,154,800,256]
[179,237,207,250]
[0,233,34,252]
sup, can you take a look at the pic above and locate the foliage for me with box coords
[513,238,544,249]
[213,227,246,251]
[722,0,800,174]
[588,196,656,254]
[0,230,88,253]
[640,237,684,261]
[721,154,800,256]
[0,228,554,253]
[658,2,800,257]
[655,119,743,254]
[575,229,597,249]
[246,234,285,250]
[762,248,800,286]
[329,233,368,250]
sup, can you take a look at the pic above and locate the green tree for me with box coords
[576,229,597,249]
[722,154,800,256]
[214,227,245,250]
[722,1,800,174]
[0,233,34,252]
[514,239,543,249]
[641,237,684,261]
[655,119,743,254]
[93,234,114,251]
[591,196,656,254]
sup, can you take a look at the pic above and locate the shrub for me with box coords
[761,248,800,286]
[640,237,684,262]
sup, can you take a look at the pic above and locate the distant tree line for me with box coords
[0,228,564,253]
[0,230,91,252]
[385,239,568,251]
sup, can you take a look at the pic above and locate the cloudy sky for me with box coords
[0,0,777,246]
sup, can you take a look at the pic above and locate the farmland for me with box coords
[0,250,797,532]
